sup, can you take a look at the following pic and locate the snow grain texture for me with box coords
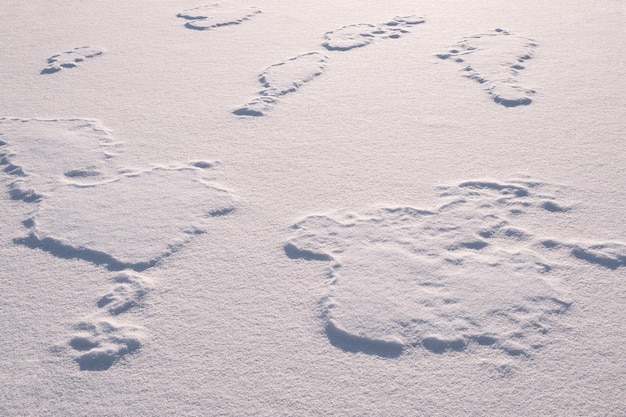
[286,180,588,361]
[437,29,537,107]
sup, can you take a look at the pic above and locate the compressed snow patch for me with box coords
[322,15,425,51]
[286,180,575,358]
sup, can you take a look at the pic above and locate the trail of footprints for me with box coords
[1,118,235,370]
[177,4,262,30]
[285,180,626,365]
[322,16,425,51]
[10,5,625,371]
[233,15,425,116]
[38,7,533,111]
[69,271,153,370]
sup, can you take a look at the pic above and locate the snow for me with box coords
[286,180,573,359]
[1,0,625,416]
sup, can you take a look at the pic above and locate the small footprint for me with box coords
[285,179,572,361]
[69,319,142,371]
[233,52,328,117]
[97,271,154,315]
[41,46,104,75]
[177,3,262,31]
[437,29,537,107]
[322,15,425,51]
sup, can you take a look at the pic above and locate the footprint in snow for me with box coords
[97,271,154,316]
[437,28,537,107]
[540,240,626,270]
[0,118,235,370]
[177,3,262,31]
[285,179,623,363]
[40,46,104,75]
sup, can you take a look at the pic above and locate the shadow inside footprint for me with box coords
[421,336,467,354]
[69,320,142,371]
[325,322,404,358]
[74,340,141,371]
[284,242,332,261]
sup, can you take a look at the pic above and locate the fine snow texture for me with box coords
[177,3,262,31]
[40,46,104,75]
[233,15,426,117]
[437,29,537,107]
[286,180,582,358]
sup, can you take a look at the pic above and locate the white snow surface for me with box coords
[1,1,625,416]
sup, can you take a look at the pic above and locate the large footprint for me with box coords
[437,29,537,107]
[68,319,142,371]
[1,118,236,370]
[0,118,120,201]
[286,180,575,359]
[1,118,234,271]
